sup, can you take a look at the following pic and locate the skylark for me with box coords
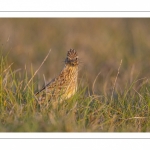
[35,49,79,104]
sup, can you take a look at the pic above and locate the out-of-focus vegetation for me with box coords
[1,18,150,132]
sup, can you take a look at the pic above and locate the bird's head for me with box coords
[65,49,78,66]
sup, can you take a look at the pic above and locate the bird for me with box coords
[35,49,79,104]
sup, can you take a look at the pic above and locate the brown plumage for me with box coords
[35,49,78,104]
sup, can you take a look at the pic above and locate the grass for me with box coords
[1,18,150,132]
[1,52,150,132]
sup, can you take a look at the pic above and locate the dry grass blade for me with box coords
[111,59,122,101]
[23,49,51,91]
[3,63,13,73]
[120,117,147,120]
[92,71,101,95]
[133,88,144,100]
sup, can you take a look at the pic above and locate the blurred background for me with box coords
[0,18,150,94]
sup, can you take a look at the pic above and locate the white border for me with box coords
[1,137,149,150]
[0,133,150,139]
[0,1,150,149]
[0,0,150,11]
[0,133,150,150]
[0,12,150,18]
